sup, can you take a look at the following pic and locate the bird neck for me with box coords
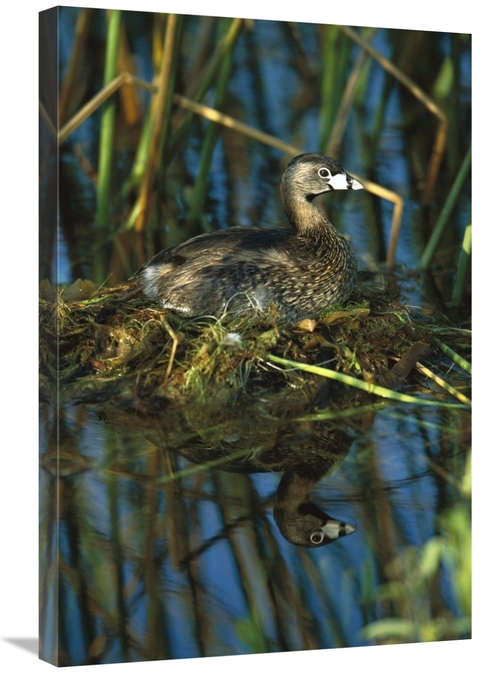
[276,467,322,509]
[282,192,338,238]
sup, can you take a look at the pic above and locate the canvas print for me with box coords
[39,5,471,667]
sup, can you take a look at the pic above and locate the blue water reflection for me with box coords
[40,394,470,663]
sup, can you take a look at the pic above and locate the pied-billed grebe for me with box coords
[137,153,363,323]
[177,417,357,547]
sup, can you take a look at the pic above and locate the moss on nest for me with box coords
[39,278,471,415]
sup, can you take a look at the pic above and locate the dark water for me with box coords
[39,8,471,666]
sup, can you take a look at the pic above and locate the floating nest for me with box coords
[39,277,471,416]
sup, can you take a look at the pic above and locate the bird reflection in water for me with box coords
[162,378,365,549]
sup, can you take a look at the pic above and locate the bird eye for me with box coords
[318,168,330,179]
[310,530,324,545]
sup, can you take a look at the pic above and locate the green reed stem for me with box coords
[187,18,236,228]
[135,13,180,234]
[121,16,183,236]
[95,9,121,283]
[121,106,154,199]
[434,338,472,375]
[451,216,472,306]
[104,426,131,661]
[419,145,472,270]
[170,17,244,155]
[320,26,349,152]
[153,14,184,229]
[266,354,469,408]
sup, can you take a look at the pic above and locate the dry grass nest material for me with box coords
[39,278,471,414]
